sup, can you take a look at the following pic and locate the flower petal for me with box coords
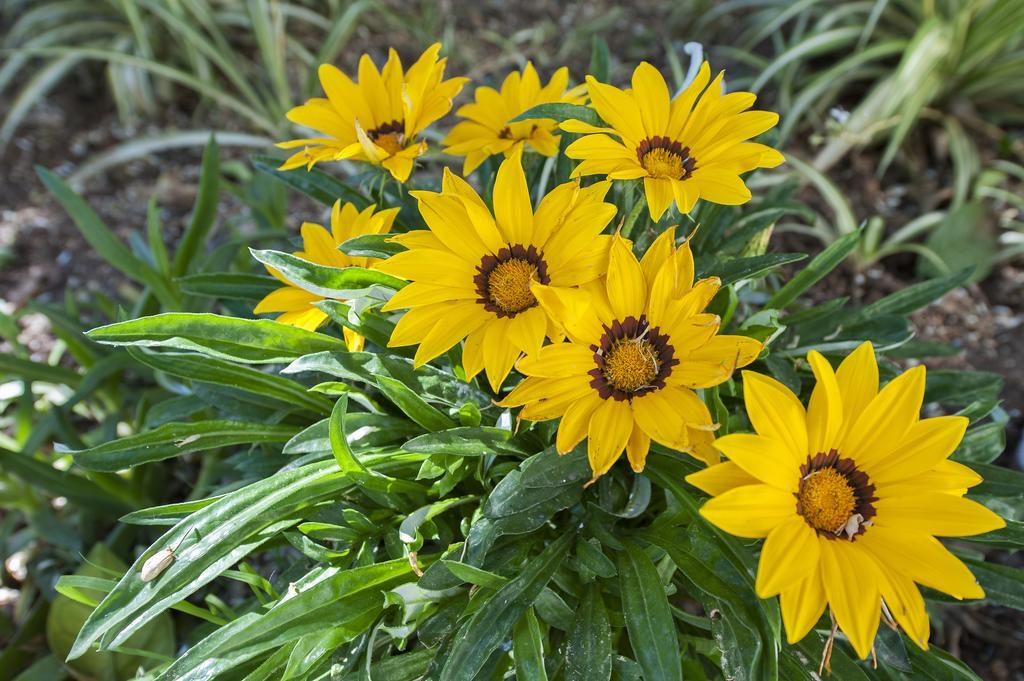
[699,484,796,538]
[587,398,634,478]
[756,516,820,597]
[741,371,808,465]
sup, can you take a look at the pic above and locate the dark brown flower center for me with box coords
[589,316,678,401]
[637,137,696,180]
[796,451,877,540]
[474,245,550,317]
[368,119,406,154]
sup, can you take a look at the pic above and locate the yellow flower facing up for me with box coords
[442,63,586,175]
[687,343,1005,660]
[499,229,762,479]
[255,200,399,350]
[376,150,618,392]
[277,44,468,182]
[561,62,784,221]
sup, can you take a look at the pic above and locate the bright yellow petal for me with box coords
[626,424,652,472]
[516,342,595,378]
[482,319,522,392]
[741,371,808,465]
[819,540,881,660]
[876,564,929,650]
[713,433,799,491]
[587,398,634,478]
[643,177,675,221]
[254,286,321,314]
[631,62,669,136]
[874,493,1004,537]
[756,517,820,597]
[779,565,827,645]
[858,526,984,600]
[835,341,878,442]
[557,391,603,454]
[492,149,533,245]
[869,416,968,484]
[506,306,547,358]
[806,350,843,456]
[842,365,925,469]
[412,304,489,367]
[606,235,646,320]
[632,389,689,451]
[698,484,795,538]
[685,461,760,496]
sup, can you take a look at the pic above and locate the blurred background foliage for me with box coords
[1,1,1022,679]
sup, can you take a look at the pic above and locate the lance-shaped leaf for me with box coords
[250,248,405,299]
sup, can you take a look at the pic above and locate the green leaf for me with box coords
[952,422,1005,464]
[88,313,346,363]
[617,541,682,681]
[36,166,179,309]
[177,272,279,300]
[127,348,332,414]
[925,370,1004,406]
[0,354,81,386]
[513,608,548,681]
[705,253,806,285]
[510,103,603,126]
[252,155,372,208]
[589,36,610,82]
[72,420,299,471]
[401,427,520,457]
[768,230,860,309]
[854,267,972,320]
[0,447,131,514]
[172,135,219,276]
[250,248,406,299]
[328,394,365,474]
[374,374,456,432]
[440,533,573,681]
[68,461,349,659]
[565,586,612,681]
[158,560,412,679]
[339,233,407,259]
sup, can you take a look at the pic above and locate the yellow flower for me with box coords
[442,63,586,175]
[498,230,762,478]
[254,200,399,350]
[277,44,468,182]
[561,62,784,221]
[687,343,1005,660]
[376,150,618,392]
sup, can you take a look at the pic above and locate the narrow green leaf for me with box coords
[127,347,331,414]
[513,608,548,681]
[328,394,365,474]
[177,272,279,300]
[36,166,179,308]
[440,533,573,681]
[0,354,81,386]
[374,374,455,432]
[250,248,405,299]
[87,313,346,363]
[565,586,612,681]
[589,36,610,82]
[172,135,219,276]
[252,155,371,207]
[0,447,131,514]
[855,267,972,320]
[510,103,602,126]
[768,230,860,309]
[339,233,407,259]
[72,421,299,471]
[617,541,682,681]
[705,253,806,285]
[401,427,520,457]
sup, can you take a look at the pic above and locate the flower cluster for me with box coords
[260,44,1004,667]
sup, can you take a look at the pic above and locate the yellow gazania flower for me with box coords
[687,342,1005,660]
[442,62,586,175]
[277,43,468,182]
[498,230,762,478]
[561,61,784,221]
[376,150,618,392]
[254,200,399,351]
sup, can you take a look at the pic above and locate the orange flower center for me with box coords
[637,137,696,180]
[798,468,857,534]
[368,119,406,155]
[487,259,538,314]
[796,451,877,540]
[475,245,550,318]
[603,339,660,393]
